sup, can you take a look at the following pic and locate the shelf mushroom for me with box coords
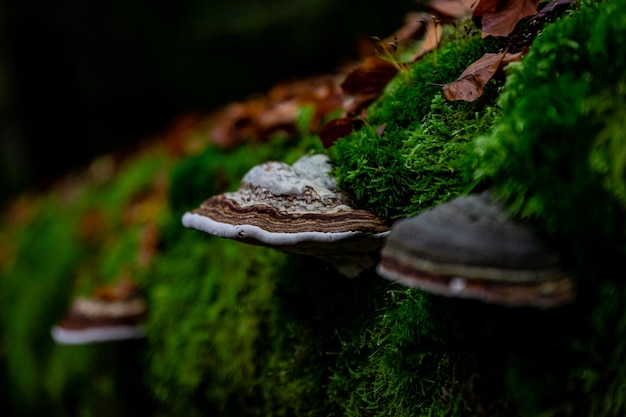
[51,297,146,344]
[182,154,390,277]
[376,192,576,308]
[51,280,146,344]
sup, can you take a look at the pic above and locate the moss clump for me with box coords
[331,35,502,220]
[3,2,626,416]
[469,0,626,251]
[0,205,85,416]
[0,149,170,417]
[324,286,518,417]
[460,1,626,415]
[146,230,288,416]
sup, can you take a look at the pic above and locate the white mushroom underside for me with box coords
[182,211,389,245]
[182,154,391,277]
[51,325,145,345]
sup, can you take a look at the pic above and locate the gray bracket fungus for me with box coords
[376,192,576,308]
[51,297,146,345]
[182,154,390,277]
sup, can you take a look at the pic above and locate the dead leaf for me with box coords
[319,117,364,148]
[442,52,506,101]
[427,0,478,19]
[409,16,444,63]
[338,57,400,115]
[500,50,524,67]
[473,0,501,16]
[342,92,380,115]
[533,0,573,21]
[384,12,431,48]
[137,221,160,267]
[376,123,387,137]
[94,275,140,301]
[207,76,343,148]
[162,112,205,157]
[77,209,106,242]
[341,57,399,95]
[257,100,301,135]
[477,0,540,38]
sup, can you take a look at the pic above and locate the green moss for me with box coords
[0,205,84,415]
[469,0,626,258]
[3,2,626,416]
[145,229,287,416]
[462,1,626,415]
[0,149,172,416]
[146,134,327,416]
[331,36,502,220]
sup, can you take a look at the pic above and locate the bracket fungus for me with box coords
[377,192,576,308]
[182,154,390,277]
[51,280,146,345]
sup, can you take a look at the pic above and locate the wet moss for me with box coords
[1,1,626,416]
[0,150,170,416]
[469,0,626,249]
[330,35,502,220]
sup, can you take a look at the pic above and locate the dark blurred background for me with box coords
[0,0,415,203]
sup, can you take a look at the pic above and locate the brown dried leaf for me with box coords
[534,0,573,20]
[427,0,478,18]
[500,50,524,66]
[94,275,140,301]
[137,221,160,267]
[341,57,399,95]
[207,76,343,148]
[473,0,501,16]
[383,12,431,47]
[478,0,540,38]
[409,16,444,63]
[342,92,380,115]
[442,52,505,101]
[208,101,264,147]
[77,209,106,241]
[319,117,364,149]
[161,112,205,157]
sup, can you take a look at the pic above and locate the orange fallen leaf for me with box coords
[319,117,364,148]
[94,275,140,301]
[383,12,431,48]
[500,50,524,67]
[477,0,540,38]
[77,209,106,242]
[473,0,500,16]
[341,57,400,95]
[442,52,506,101]
[339,57,400,115]
[207,76,343,148]
[137,221,160,267]
[427,0,477,19]
[409,16,444,63]
[429,0,541,38]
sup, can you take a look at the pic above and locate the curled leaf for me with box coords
[341,57,399,95]
[409,16,444,63]
[383,12,431,49]
[442,52,506,101]
[319,117,364,148]
[340,57,400,115]
[427,0,478,19]
[477,0,540,38]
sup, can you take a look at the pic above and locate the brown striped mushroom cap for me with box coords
[182,154,390,277]
[377,192,576,308]
[51,296,146,345]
